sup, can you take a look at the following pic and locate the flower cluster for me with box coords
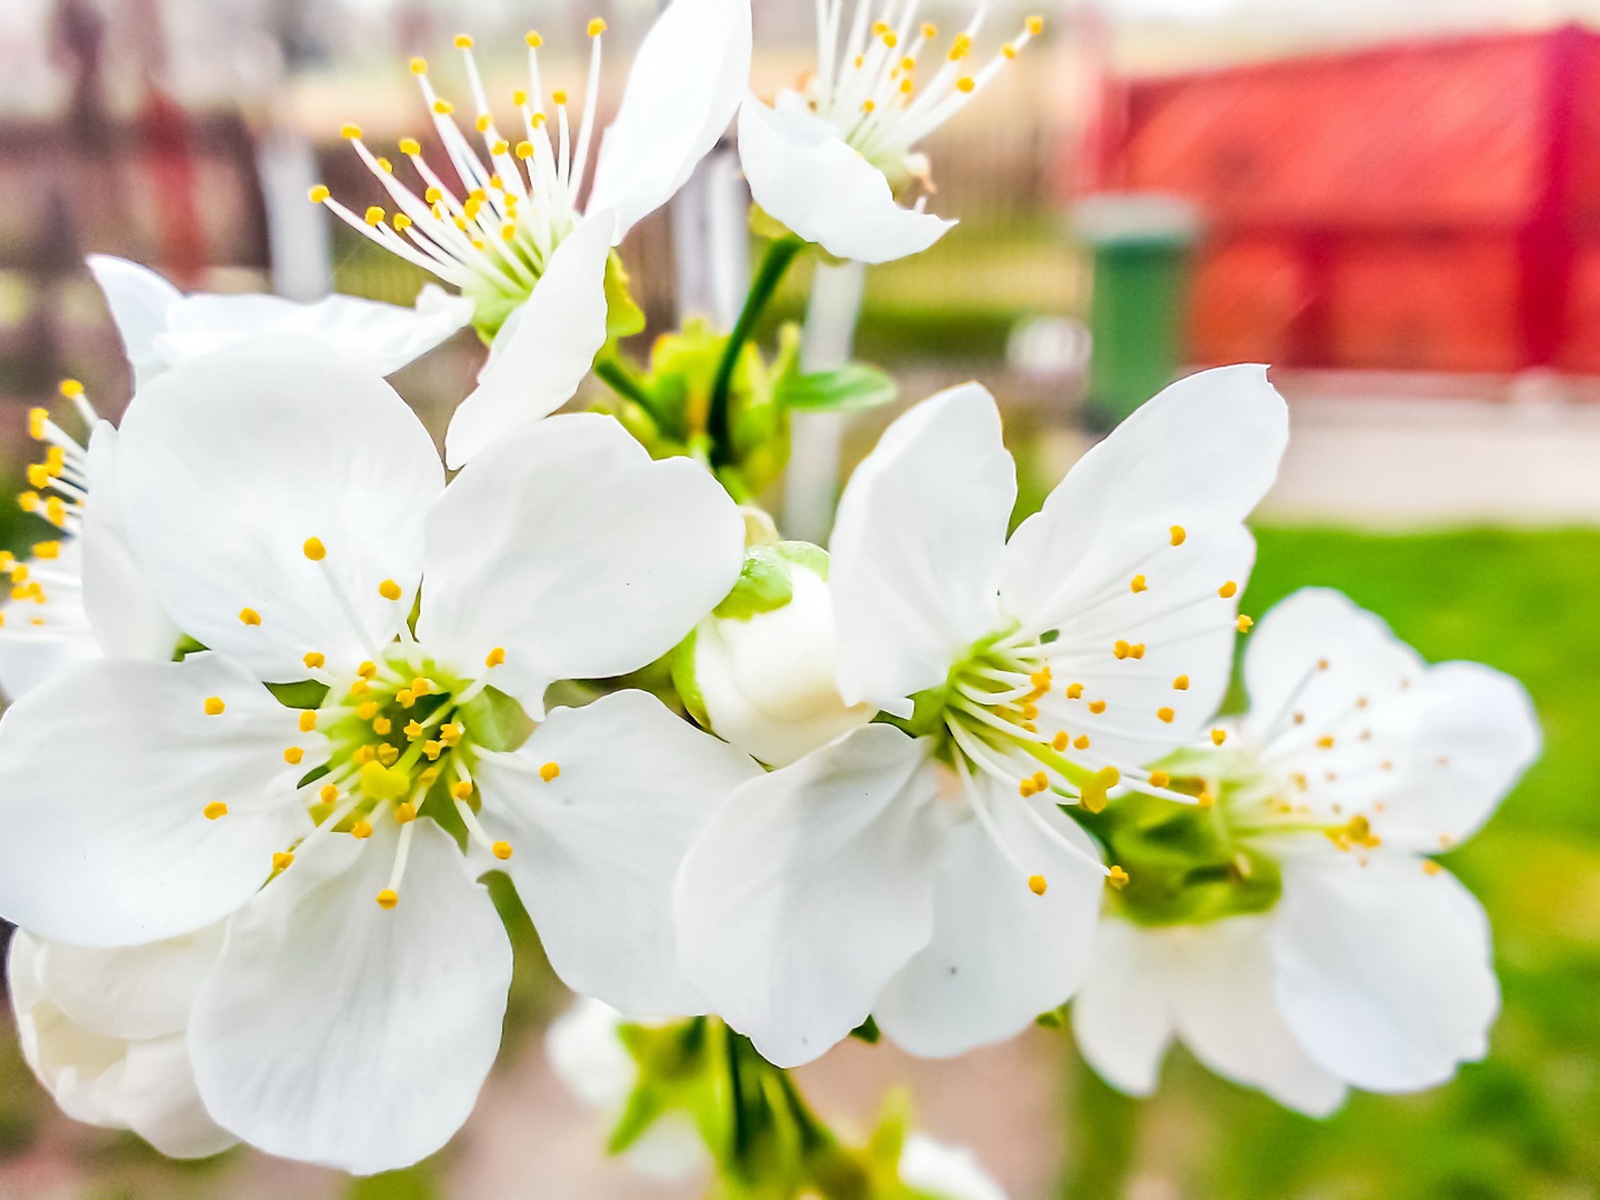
[0,0,1539,1192]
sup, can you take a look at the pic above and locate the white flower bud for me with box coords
[899,1134,1009,1200]
[685,548,872,766]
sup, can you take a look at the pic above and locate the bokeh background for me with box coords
[1,1,1598,1197]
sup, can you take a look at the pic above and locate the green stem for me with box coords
[707,236,807,467]
[595,350,653,410]
[1058,1044,1143,1200]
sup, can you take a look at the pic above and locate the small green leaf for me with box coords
[604,251,647,339]
[777,364,898,414]
[713,545,799,619]
[849,1014,881,1044]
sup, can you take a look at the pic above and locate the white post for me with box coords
[256,120,332,301]
[783,258,866,543]
[670,144,750,330]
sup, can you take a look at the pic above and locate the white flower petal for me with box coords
[81,422,180,661]
[115,337,444,681]
[444,212,614,469]
[189,820,512,1175]
[34,925,224,1041]
[998,365,1287,635]
[0,653,312,947]
[420,414,743,715]
[830,383,1014,715]
[874,791,1103,1058]
[160,286,471,377]
[1071,919,1174,1096]
[674,724,941,1068]
[116,1034,241,1158]
[1272,856,1498,1093]
[545,998,638,1111]
[588,0,751,239]
[86,255,183,388]
[899,1135,1009,1200]
[738,97,954,264]
[0,536,99,702]
[1159,917,1346,1116]
[476,689,761,1016]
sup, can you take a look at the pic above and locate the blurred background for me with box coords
[2,0,1599,1197]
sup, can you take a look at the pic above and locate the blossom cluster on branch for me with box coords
[0,1,1540,1195]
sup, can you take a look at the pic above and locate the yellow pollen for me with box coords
[378,579,402,601]
[513,89,528,106]
[393,214,413,232]
[525,31,543,49]
[531,112,548,128]
[399,137,421,155]
[474,114,491,134]
[453,33,474,48]
[17,492,38,513]
[397,689,415,708]
[450,781,474,801]
[1088,699,1107,714]
[922,22,938,38]
[303,536,326,561]
[239,607,262,626]
[45,496,66,525]
[373,717,392,735]
[204,801,228,820]
[59,378,85,398]
[588,17,607,36]
[1198,791,1215,808]
[1107,865,1130,890]
[485,647,506,668]
[353,745,376,764]
[1131,574,1147,593]
[351,820,374,839]
[376,889,399,909]
[28,408,48,439]
[378,744,402,766]
[1130,644,1146,659]
[395,801,418,823]
[861,99,876,113]
[1002,43,1018,59]
[1027,15,1045,34]
[304,651,325,670]
[273,851,295,872]
[1114,640,1132,659]
[1073,734,1091,750]
[423,740,443,760]
[357,760,407,801]
[1052,732,1069,751]
[340,122,362,140]
[1170,525,1186,546]
[357,700,379,720]
[491,141,508,157]
[1317,735,1335,749]
[1148,770,1170,789]
[433,99,455,115]
[284,746,305,765]
[357,661,378,679]
[203,696,226,716]
[1210,729,1227,746]
[440,723,462,744]
[491,840,514,860]
[872,20,890,34]
[1028,874,1048,896]
[1423,860,1442,876]
[376,157,393,174]
[425,186,443,204]
[957,76,976,93]
[1219,581,1238,599]
[515,140,535,160]
[883,32,898,47]
[1066,683,1084,700]
[418,767,440,787]
[1019,778,1037,798]
[365,206,386,226]
[26,465,49,489]
[320,783,339,804]
[410,57,428,75]
[1157,706,1175,723]
[1173,675,1190,690]
[539,761,561,782]
[409,677,431,696]
[1237,615,1254,633]
[405,720,424,738]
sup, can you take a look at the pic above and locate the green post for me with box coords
[1073,193,1202,430]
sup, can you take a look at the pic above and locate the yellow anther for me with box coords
[303,536,326,561]
[26,464,50,489]
[239,607,262,626]
[378,744,401,766]
[1066,682,1084,699]
[1173,675,1190,691]
[1210,728,1227,746]
[587,17,607,36]
[501,224,517,242]
[59,378,85,398]
[379,579,402,601]
[364,206,386,226]
[284,746,305,765]
[485,646,506,668]
[1148,770,1170,789]
[418,767,439,787]
[204,696,226,716]
[304,651,326,669]
[1028,874,1048,896]
[399,137,421,155]
[1317,735,1335,749]
[373,717,392,736]
[340,123,362,140]
[351,820,374,839]
[957,76,976,93]
[440,723,462,744]
[1237,615,1254,632]
[1052,732,1069,751]
[1423,860,1442,876]
[410,56,428,75]
[397,689,415,707]
[512,89,529,106]
[1130,574,1148,593]
[450,780,474,801]
[882,31,898,47]
[376,889,399,909]
[409,677,431,696]
[1198,790,1215,808]
[28,408,49,439]
[531,112,548,128]
[1107,865,1130,890]
[1157,706,1175,723]
[45,496,66,525]
[350,680,371,698]
[1027,15,1045,35]
[320,783,339,804]
[525,31,543,48]
[31,540,60,561]
[357,700,379,720]
[353,745,376,764]
[492,841,513,860]
[453,33,474,48]
[393,214,413,232]
[491,141,509,157]
[861,99,877,114]
[17,491,38,512]
[1114,640,1132,660]
[1088,699,1107,714]
[474,113,491,134]
[1219,581,1238,599]
[922,22,939,38]
[552,89,568,106]
[273,851,295,872]
[424,186,443,204]
[1019,778,1036,797]
[872,20,890,34]
[1170,525,1186,546]
[539,761,561,782]
[1073,734,1090,751]
[433,99,455,115]
[405,720,424,738]
[357,660,377,679]
[1032,771,1049,791]
[204,801,228,820]
[1002,43,1018,59]
[376,157,393,174]
[395,801,418,823]
[901,56,916,71]
[423,740,443,760]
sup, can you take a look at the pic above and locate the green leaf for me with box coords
[777,364,898,414]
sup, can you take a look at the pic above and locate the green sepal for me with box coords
[604,251,647,340]
[848,1014,881,1044]
[776,362,898,414]
[265,679,328,710]
[670,627,712,730]
[458,686,534,754]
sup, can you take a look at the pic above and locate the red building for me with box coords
[1098,25,1600,374]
